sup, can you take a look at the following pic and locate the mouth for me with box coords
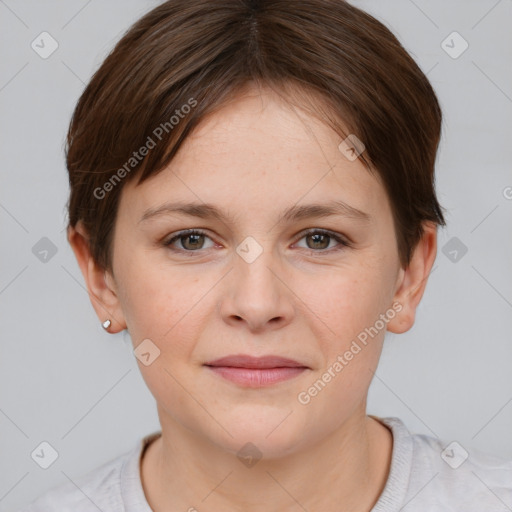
[203,354,309,387]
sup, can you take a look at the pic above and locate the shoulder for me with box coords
[378,416,512,511]
[16,453,130,512]
[15,434,154,512]
[411,431,512,510]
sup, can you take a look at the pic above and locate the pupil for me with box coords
[309,234,328,249]
[184,234,203,249]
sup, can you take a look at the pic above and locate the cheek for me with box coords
[296,260,391,352]
[293,265,389,424]
[117,262,208,411]
[118,254,214,355]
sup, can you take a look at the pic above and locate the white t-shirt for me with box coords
[17,416,512,511]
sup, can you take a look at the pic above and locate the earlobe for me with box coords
[67,221,127,333]
[386,222,438,335]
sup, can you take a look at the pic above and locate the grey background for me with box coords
[1,0,511,510]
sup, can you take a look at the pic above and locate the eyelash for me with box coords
[163,228,351,256]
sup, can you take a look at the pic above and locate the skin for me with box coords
[68,83,438,512]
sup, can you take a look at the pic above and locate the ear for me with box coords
[386,222,438,334]
[67,221,127,333]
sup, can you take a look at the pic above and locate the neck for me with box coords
[141,410,393,512]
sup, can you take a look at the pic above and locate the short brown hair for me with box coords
[65,0,446,272]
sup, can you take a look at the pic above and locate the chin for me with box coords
[206,407,310,459]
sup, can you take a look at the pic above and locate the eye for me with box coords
[163,228,351,256]
[294,229,350,253]
[163,229,215,252]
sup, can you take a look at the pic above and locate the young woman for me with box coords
[20,0,512,510]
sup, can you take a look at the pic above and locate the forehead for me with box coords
[120,86,389,226]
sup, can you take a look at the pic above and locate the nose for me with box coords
[219,242,295,333]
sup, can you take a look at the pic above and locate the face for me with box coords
[105,85,406,457]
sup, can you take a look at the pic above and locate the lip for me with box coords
[204,354,308,369]
[204,355,309,387]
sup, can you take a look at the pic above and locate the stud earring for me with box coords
[102,319,111,330]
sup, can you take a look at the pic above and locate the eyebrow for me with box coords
[139,199,371,226]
